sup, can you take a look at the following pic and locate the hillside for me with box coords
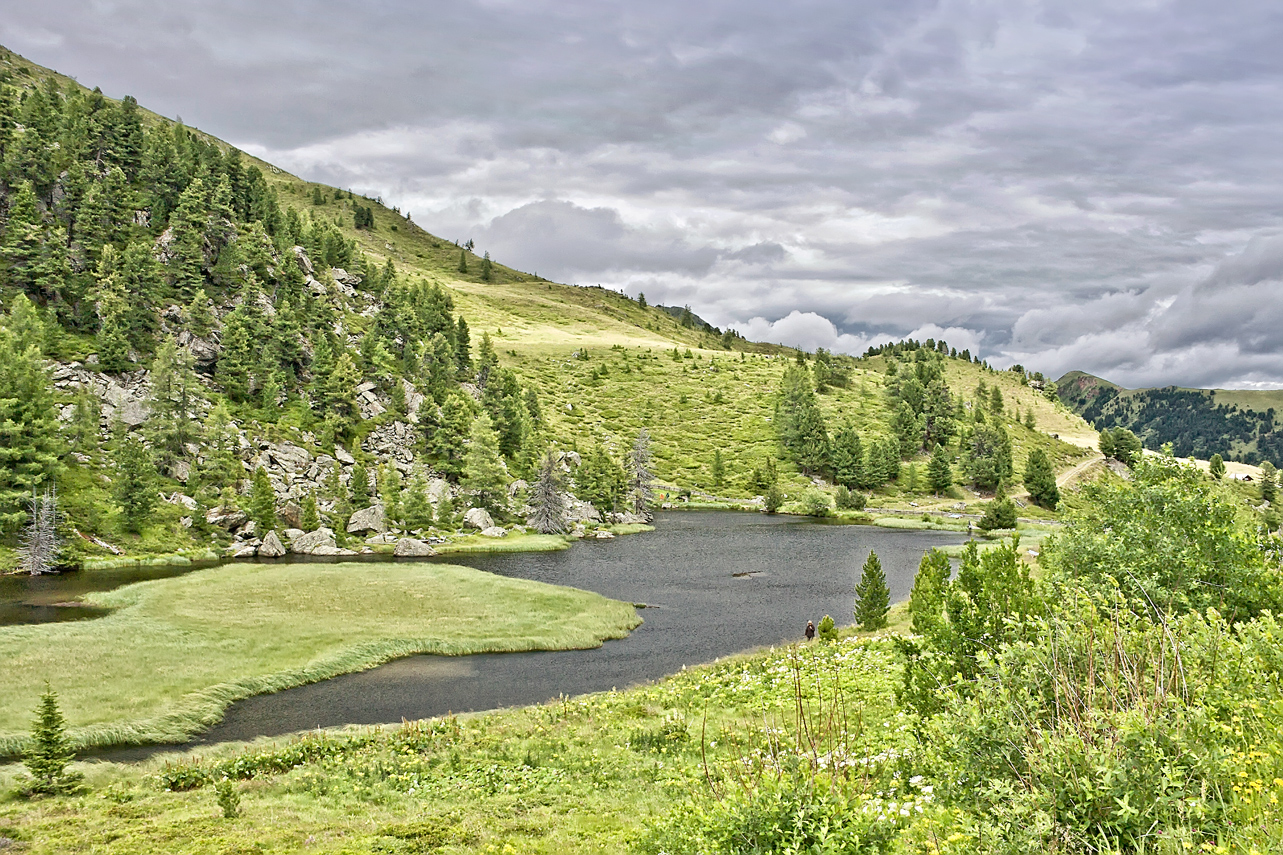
[0,45,1096,571]
[1057,370,1281,466]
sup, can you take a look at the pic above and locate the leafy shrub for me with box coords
[835,485,866,510]
[816,615,838,642]
[802,490,832,517]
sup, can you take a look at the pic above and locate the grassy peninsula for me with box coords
[0,562,640,755]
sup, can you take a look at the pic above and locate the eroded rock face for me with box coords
[394,537,436,557]
[258,530,287,558]
[463,508,495,531]
[347,504,386,534]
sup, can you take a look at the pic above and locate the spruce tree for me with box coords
[379,464,404,527]
[480,251,492,282]
[1261,461,1277,505]
[350,461,371,509]
[146,337,204,473]
[21,686,83,797]
[1023,447,1060,509]
[454,316,472,375]
[0,182,44,294]
[927,443,953,494]
[462,412,509,514]
[215,307,254,402]
[457,248,468,275]
[908,548,950,636]
[114,434,156,534]
[249,467,277,533]
[854,551,890,631]
[531,451,568,534]
[0,314,61,533]
[711,448,725,490]
[402,472,434,532]
[301,493,320,531]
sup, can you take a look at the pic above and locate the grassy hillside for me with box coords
[0,45,1099,574]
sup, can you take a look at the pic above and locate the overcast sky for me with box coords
[6,1,1283,388]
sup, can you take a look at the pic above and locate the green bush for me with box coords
[215,778,240,819]
[816,615,838,642]
[802,490,832,517]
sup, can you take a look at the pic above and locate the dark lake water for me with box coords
[65,511,967,760]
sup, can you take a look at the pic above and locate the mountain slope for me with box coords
[0,46,1094,569]
[1057,371,1281,466]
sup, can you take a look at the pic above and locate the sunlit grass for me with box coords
[0,562,639,754]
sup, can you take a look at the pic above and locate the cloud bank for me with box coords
[7,0,1283,387]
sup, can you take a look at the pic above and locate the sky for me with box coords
[4,1,1283,388]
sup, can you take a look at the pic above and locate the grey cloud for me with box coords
[6,0,1283,386]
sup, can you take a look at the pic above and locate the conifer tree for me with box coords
[711,448,725,490]
[114,434,156,534]
[462,412,509,514]
[215,307,254,402]
[402,471,434,532]
[146,337,204,472]
[168,177,208,296]
[907,548,950,636]
[454,316,472,375]
[480,251,493,282]
[1023,447,1060,509]
[69,387,102,454]
[350,462,371,509]
[325,352,361,424]
[928,443,953,494]
[426,390,474,479]
[476,331,498,390]
[892,400,923,458]
[1261,461,1277,505]
[854,551,890,631]
[0,182,44,294]
[21,686,83,797]
[249,467,277,533]
[531,451,567,534]
[379,464,404,526]
[0,312,61,532]
[457,248,468,275]
[435,493,456,530]
[829,424,864,489]
[301,493,320,532]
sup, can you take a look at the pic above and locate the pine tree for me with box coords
[402,471,434,532]
[829,424,864,489]
[114,434,156,534]
[0,313,61,533]
[927,443,953,494]
[215,306,254,402]
[301,493,320,531]
[892,400,923,458]
[457,248,468,275]
[1023,447,1060,509]
[480,251,492,282]
[249,467,277,533]
[1261,461,1277,505]
[854,551,890,631]
[531,451,567,534]
[168,177,208,296]
[435,493,456,530]
[146,337,204,473]
[325,352,361,424]
[0,182,45,295]
[462,412,509,514]
[350,461,371,509]
[379,464,404,527]
[20,686,83,797]
[711,448,725,490]
[454,316,472,375]
[476,331,498,389]
[907,549,950,636]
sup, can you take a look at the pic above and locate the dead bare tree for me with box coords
[17,487,61,575]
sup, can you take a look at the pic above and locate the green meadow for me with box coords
[0,562,639,755]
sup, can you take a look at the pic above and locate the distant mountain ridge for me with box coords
[1056,371,1282,465]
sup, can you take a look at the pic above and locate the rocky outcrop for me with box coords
[258,530,287,558]
[347,504,386,534]
[480,526,507,538]
[394,537,436,557]
[362,421,415,471]
[291,528,337,554]
[206,507,248,530]
[463,508,494,530]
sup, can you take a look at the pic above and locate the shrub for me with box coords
[835,485,866,510]
[802,490,831,517]
[816,615,838,642]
